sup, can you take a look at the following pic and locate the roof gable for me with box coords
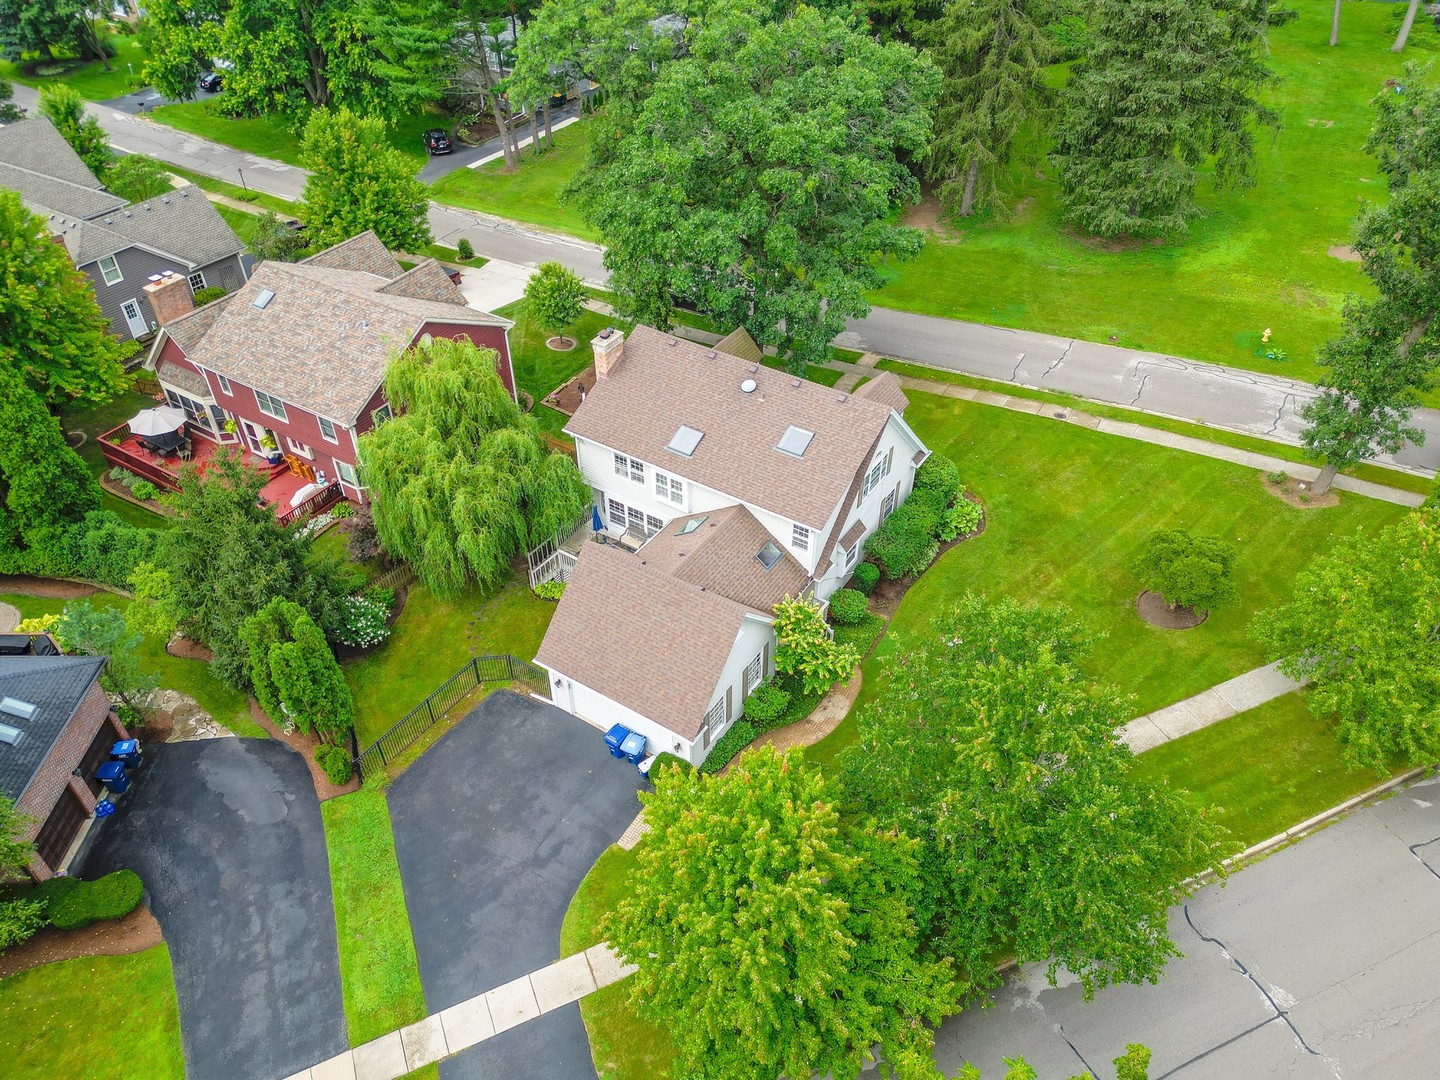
[378,259,465,305]
[0,655,106,802]
[636,505,809,614]
[0,117,109,192]
[301,230,404,278]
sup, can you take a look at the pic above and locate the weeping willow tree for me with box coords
[360,337,591,597]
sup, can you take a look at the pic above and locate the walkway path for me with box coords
[1120,661,1303,753]
[283,942,637,1080]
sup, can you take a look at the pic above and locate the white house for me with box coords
[535,325,929,765]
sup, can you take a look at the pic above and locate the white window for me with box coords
[608,497,661,535]
[285,437,313,458]
[700,695,726,748]
[255,390,288,421]
[845,543,859,568]
[607,497,627,528]
[372,403,393,427]
[743,652,763,696]
[792,524,810,552]
[613,452,643,484]
[654,471,683,505]
[881,488,897,521]
[216,373,232,395]
[318,416,339,443]
[862,451,891,499]
[187,271,206,295]
[335,460,359,487]
[163,388,213,429]
[98,255,122,285]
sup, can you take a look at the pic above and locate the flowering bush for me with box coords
[333,594,391,648]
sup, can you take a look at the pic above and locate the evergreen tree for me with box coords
[240,598,355,743]
[56,601,160,717]
[38,84,112,181]
[0,192,129,407]
[301,108,432,253]
[1053,0,1282,238]
[924,0,1050,218]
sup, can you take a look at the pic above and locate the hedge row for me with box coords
[0,510,161,590]
[865,453,980,580]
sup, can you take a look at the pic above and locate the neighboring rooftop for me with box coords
[535,542,754,739]
[5,164,125,221]
[50,185,245,267]
[0,655,106,803]
[636,504,809,614]
[0,117,111,191]
[566,326,899,528]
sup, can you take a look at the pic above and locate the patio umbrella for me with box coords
[129,406,187,437]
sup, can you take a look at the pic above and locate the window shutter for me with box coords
[885,447,894,476]
[725,686,733,722]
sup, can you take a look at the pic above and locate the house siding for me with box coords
[83,248,246,342]
[417,322,516,399]
[15,679,127,880]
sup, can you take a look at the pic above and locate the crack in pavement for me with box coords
[1267,392,1300,436]
[1407,835,1440,882]
[1051,1020,1100,1079]
[1010,352,1027,381]
[1039,340,1074,383]
[1129,370,1152,407]
[1154,1016,1283,1079]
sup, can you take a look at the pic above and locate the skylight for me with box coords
[677,516,706,535]
[0,697,36,721]
[667,425,704,457]
[0,723,21,746]
[252,289,276,309]
[757,541,783,571]
[775,426,814,458]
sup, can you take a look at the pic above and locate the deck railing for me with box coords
[277,481,343,527]
[98,423,183,492]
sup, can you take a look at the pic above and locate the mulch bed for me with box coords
[867,492,988,620]
[1261,472,1339,509]
[1136,590,1207,630]
[165,636,213,661]
[247,700,360,802]
[0,905,164,979]
[543,364,597,417]
[0,575,100,599]
[545,336,578,352]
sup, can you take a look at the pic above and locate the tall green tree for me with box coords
[523,261,585,348]
[605,747,959,1080]
[240,598,355,742]
[56,600,160,717]
[106,154,175,204]
[1132,529,1238,613]
[924,0,1050,218]
[0,192,129,407]
[840,596,1224,998]
[142,0,451,117]
[1253,508,1440,771]
[573,8,939,369]
[0,0,112,64]
[0,80,23,122]
[0,361,100,565]
[1302,68,1439,493]
[38,84,111,181]
[1053,0,1283,238]
[301,107,432,253]
[360,336,589,596]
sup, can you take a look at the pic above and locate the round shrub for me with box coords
[48,870,144,930]
[913,453,963,501]
[315,744,353,786]
[130,479,159,501]
[192,286,228,307]
[850,560,880,595]
[828,588,869,626]
[333,594,391,648]
[743,681,792,725]
[648,751,694,781]
[457,237,475,260]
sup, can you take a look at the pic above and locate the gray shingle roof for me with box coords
[181,250,510,425]
[378,260,466,305]
[0,117,109,191]
[0,655,107,802]
[535,542,752,738]
[5,164,125,221]
[636,504,809,614]
[162,295,233,356]
[567,326,895,529]
[54,186,244,268]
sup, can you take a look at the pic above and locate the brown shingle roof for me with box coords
[851,371,909,414]
[163,295,233,355]
[536,542,752,738]
[567,326,894,528]
[378,259,465,305]
[300,230,403,278]
[837,518,866,554]
[714,326,763,364]
[637,505,808,614]
[156,357,210,398]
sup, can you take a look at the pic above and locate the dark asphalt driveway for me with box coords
[83,739,345,1080]
[387,691,643,1080]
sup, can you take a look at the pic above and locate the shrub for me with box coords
[330,501,356,519]
[347,504,383,561]
[851,560,879,596]
[913,453,963,501]
[107,466,126,482]
[866,500,940,579]
[0,895,47,951]
[236,190,260,202]
[827,588,869,626]
[534,579,566,600]
[772,596,861,696]
[192,286,227,306]
[700,719,757,774]
[119,471,137,487]
[130,479,159,501]
[15,614,59,635]
[332,594,391,648]
[364,585,396,610]
[1133,529,1238,613]
[47,870,144,930]
[937,497,983,542]
[743,680,792,725]
[456,237,475,260]
[648,751,694,781]
[315,744,353,785]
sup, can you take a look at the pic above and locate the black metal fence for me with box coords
[353,653,550,780]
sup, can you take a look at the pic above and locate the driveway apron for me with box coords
[83,739,346,1080]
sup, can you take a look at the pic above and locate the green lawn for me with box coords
[0,946,183,1080]
[429,122,597,240]
[149,97,446,171]
[497,299,616,441]
[0,592,263,739]
[1,34,149,101]
[874,0,1412,384]
[1132,691,1399,853]
[163,164,305,218]
[344,576,556,747]
[806,389,1408,768]
[322,785,428,1045]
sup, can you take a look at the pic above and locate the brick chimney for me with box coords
[143,271,194,327]
[591,327,624,380]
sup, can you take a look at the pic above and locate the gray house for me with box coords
[0,117,248,343]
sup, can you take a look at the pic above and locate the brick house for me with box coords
[0,641,128,881]
[142,231,516,504]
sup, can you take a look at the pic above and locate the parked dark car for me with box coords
[423,128,453,155]
[198,71,223,93]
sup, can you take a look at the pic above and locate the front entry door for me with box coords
[121,299,148,338]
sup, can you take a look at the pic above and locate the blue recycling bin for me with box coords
[110,739,142,768]
[604,723,631,758]
[94,798,117,819]
[619,730,647,765]
[95,760,130,795]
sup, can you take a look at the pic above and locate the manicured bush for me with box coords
[937,496,983,541]
[192,286,228,306]
[315,744,353,785]
[743,680,792,725]
[456,237,475,260]
[700,719,757,774]
[913,452,963,501]
[129,479,159,501]
[851,560,879,596]
[827,588,869,626]
[648,752,694,781]
[534,579,566,600]
[47,870,144,930]
[866,499,941,579]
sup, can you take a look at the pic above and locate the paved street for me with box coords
[927,774,1440,1079]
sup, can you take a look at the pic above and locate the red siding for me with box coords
[157,338,201,374]
[418,322,515,399]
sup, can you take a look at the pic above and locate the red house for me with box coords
[141,231,515,506]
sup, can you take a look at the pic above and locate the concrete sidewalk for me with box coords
[1120,661,1304,753]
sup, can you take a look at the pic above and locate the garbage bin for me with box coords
[93,798,117,819]
[110,739,142,768]
[604,723,631,759]
[95,760,130,795]
[620,730,647,765]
